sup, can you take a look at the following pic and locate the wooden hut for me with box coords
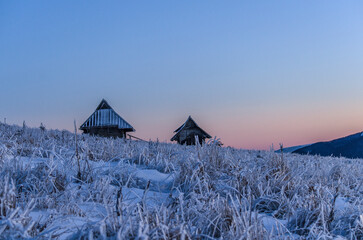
[80,99,135,138]
[171,116,211,145]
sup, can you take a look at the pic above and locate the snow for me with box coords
[0,123,362,239]
[133,169,174,192]
[260,214,288,235]
[122,187,170,206]
[134,169,173,184]
[335,197,350,212]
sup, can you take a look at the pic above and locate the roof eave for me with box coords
[170,132,179,141]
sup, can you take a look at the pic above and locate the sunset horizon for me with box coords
[1,1,363,150]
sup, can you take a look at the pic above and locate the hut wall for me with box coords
[178,128,206,145]
[86,127,127,138]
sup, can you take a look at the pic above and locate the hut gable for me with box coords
[171,116,211,145]
[80,99,135,138]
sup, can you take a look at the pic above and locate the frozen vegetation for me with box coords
[0,122,362,239]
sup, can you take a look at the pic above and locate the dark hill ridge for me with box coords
[293,131,363,159]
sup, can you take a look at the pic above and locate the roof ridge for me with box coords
[80,99,135,131]
[171,116,211,141]
[96,99,112,110]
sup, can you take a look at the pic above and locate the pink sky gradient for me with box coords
[1,1,363,149]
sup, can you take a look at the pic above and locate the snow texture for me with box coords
[0,122,362,239]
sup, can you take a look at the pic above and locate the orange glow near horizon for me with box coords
[12,100,363,151]
[2,1,363,151]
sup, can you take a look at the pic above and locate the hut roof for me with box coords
[80,99,135,131]
[171,116,211,141]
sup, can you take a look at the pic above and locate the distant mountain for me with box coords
[278,144,311,153]
[293,131,363,159]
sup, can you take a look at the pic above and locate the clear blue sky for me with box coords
[1,1,363,149]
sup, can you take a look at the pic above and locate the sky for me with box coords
[1,1,363,149]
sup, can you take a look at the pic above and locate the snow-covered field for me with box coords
[0,123,362,239]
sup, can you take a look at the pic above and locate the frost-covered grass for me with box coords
[0,122,362,239]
